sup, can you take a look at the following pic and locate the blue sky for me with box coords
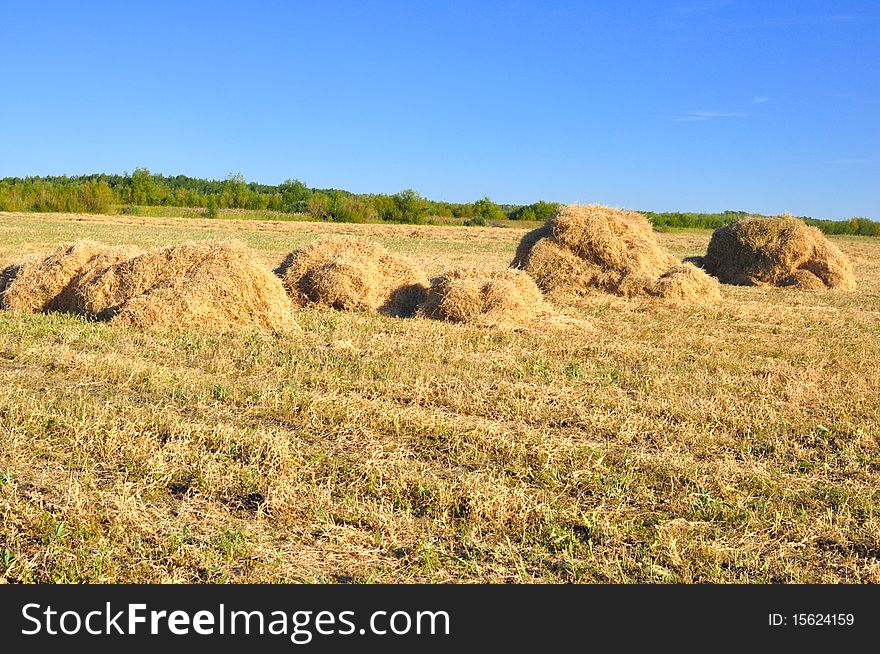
[1,1,877,218]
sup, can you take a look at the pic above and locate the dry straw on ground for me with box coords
[513,204,720,300]
[700,215,856,290]
[276,236,428,316]
[0,240,133,313]
[79,240,296,332]
[419,267,544,325]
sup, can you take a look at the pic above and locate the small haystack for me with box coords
[419,267,544,325]
[78,240,296,332]
[275,237,428,316]
[0,240,133,313]
[700,215,855,290]
[513,204,720,300]
[652,264,722,302]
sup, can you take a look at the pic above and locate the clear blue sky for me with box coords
[2,0,877,219]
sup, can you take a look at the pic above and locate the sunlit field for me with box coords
[1,211,878,583]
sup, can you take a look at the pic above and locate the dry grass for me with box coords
[515,205,720,300]
[276,236,428,317]
[419,267,544,326]
[0,211,879,583]
[702,215,856,290]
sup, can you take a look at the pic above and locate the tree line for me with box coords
[644,210,880,237]
[0,170,876,236]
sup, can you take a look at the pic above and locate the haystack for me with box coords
[78,240,296,332]
[652,264,722,301]
[0,240,133,313]
[275,237,428,316]
[513,204,720,300]
[419,267,544,325]
[700,216,855,290]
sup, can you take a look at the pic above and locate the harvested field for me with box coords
[0,210,879,583]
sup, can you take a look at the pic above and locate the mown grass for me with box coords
[1,212,878,583]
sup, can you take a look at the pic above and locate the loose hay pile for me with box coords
[419,267,544,325]
[0,240,133,313]
[80,240,296,332]
[700,215,856,290]
[513,204,720,300]
[275,237,428,316]
[0,239,295,333]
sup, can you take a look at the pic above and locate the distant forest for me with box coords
[1,170,877,236]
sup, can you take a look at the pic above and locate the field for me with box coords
[1,211,879,583]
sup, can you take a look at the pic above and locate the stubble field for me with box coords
[1,211,878,583]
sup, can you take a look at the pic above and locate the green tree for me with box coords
[223,173,249,208]
[472,196,506,223]
[307,193,330,220]
[387,189,428,224]
[129,168,155,205]
[278,179,311,213]
[79,180,114,213]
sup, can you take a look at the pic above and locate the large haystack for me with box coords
[701,216,855,290]
[79,240,296,332]
[513,204,720,300]
[1,240,133,313]
[419,267,544,325]
[275,237,428,316]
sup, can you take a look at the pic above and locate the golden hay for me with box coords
[513,204,720,300]
[276,236,428,316]
[701,215,855,290]
[779,269,828,291]
[79,240,296,333]
[1,240,133,313]
[419,267,544,325]
[80,239,238,318]
[652,264,722,301]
